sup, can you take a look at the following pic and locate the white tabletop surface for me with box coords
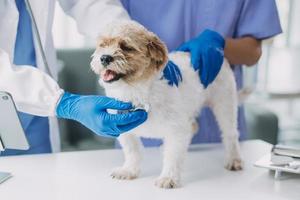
[0,140,299,200]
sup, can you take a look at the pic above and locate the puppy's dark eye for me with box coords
[99,43,105,48]
[120,42,135,52]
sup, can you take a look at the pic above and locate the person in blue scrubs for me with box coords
[120,0,282,146]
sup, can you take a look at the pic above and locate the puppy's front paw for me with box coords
[225,158,243,171]
[155,177,179,189]
[111,167,139,180]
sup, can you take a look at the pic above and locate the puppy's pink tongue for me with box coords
[101,70,116,82]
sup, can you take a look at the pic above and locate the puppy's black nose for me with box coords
[100,55,114,66]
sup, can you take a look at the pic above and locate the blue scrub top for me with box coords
[120,0,282,146]
[1,0,51,156]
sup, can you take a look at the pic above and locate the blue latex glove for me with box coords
[163,60,183,87]
[56,92,148,137]
[177,29,225,88]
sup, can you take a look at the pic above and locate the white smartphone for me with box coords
[0,91,29,151]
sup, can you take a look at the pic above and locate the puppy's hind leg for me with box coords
[155,129,193,189]
[210,89,243,171]
[111,134,142,180]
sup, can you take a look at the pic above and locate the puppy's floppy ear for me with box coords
[147,33,168,71]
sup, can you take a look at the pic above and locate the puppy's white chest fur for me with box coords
[101,51,227,139]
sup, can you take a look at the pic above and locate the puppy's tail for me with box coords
[238,87,253,105]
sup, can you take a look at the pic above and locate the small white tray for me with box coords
[254,153,300,179]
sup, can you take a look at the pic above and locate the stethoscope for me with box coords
[24,0,53,78]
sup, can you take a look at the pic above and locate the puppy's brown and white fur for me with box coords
[91,21,242,189]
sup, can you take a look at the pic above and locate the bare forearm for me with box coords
[224,37,262,66]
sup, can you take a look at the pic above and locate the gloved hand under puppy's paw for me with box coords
[56,92,148,137]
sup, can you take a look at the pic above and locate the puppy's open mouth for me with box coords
[101,69,124,83]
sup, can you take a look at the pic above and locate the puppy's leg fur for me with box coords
[209,82,243,170]
[111,134,142,180]
[155,130,193,188]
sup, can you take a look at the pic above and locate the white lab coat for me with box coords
[0,0,130,152]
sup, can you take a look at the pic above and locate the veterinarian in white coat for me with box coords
[0,0,147,155]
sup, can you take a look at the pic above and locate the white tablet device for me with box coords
[0,92,30,184]
[0,91,29,151]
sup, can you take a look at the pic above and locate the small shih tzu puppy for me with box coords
[91,21,242,189]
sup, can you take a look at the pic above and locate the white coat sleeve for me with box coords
[58,0,131,38]
[0,49,64,117]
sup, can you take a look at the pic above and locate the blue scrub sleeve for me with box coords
[235,0,282,39]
